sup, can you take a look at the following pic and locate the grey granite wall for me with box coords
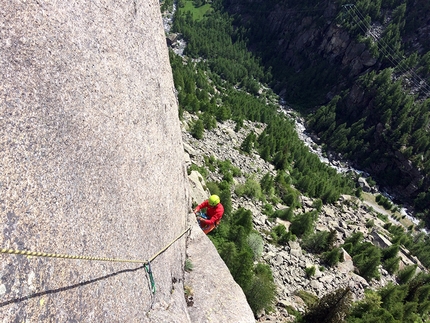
[0,0,191,321]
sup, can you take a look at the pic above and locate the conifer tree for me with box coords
[301,287,352,323]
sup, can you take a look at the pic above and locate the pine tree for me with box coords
[191,119,204,139]
[301,287,352,323]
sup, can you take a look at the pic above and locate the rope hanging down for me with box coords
[0,226,191,265]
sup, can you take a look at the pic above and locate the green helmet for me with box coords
[208,194,220,207]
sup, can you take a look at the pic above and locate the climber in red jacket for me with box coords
[194,194,224,234]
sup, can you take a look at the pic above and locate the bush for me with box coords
[306,266,316,278]
[235,177,263,200]
[247,232,264,261]
[295,290,319,308]
[245,263,276,315]
[300,287,352,323]
[262,203,274,216]
[322,248,342,267]
[366,219,375,228]
[206,181,220,196]
[191,119,204,139]
[272,207,294,221]
[352,243,382,281]
[185,259,193,272]
[383,256,400,275]
[312,199,323,211]
[188,163,208,178]
[290,211,317,238]
[302,230,337,254]
[270,224,294,245]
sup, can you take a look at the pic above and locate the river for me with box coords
[280,105,421,226]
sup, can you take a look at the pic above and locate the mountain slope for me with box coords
[223,0,430,221]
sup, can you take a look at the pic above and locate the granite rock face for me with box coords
[0,1,191,321]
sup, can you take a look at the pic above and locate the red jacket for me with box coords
[195,200,224,226]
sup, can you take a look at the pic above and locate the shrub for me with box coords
[191,119,204,139]
[300,287,352,323]
[206,181,220,196]
[290,211,317,238]
[312,199,323,211]
[185,259,193,272]
[295,290,319,308]
[302,230,337,254]
[366,219,375,228]
[235,177,263,200]
[383,256,400,275]
[352,243,381,281]
[245,263,276,315]
[262,203,274,216]
[322,248,342,267]
[188,163,208,178]
[272,207,294,221]
[270,224,294,245]
[306,266,316,278]
[247,232,264,261]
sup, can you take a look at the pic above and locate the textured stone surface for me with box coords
[185,220,255,323]
[0,1,191,321]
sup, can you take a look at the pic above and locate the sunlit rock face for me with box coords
[0,1,190,321]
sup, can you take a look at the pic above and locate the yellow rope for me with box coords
[0,226,191,264]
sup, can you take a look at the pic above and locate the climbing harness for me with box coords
[0,226,191,295]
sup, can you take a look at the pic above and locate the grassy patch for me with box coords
[181,1,212,21]
[295,290,318,308]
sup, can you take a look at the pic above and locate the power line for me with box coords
[343,4,430,97]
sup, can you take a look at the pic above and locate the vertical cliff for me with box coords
[0,1,191,321]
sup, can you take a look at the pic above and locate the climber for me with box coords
[194,194,224,234]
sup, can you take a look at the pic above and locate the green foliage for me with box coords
[397,265,417,284]
[295,290,319,308]
[234,176,263,200]
[244,263,276,315]
[312,198,323,211]
[383,256,400,275]
[290,211,318,238]
[342,232,381,281]
[270,224,294,245]
[353,244,381,281]
[191,119,204,139]
[210,207,275,315]
[262,203,274,216]
[322,247,342,267]
[366,219,375,228]
[206,181,220,197]
[185,258,194,272]
[301,230,337,254]
[272,207,294,221]
[305,266,316,278]
[376,194,394,211]
[247,232,263,261]
[188,163,208,179]
[240,132,257,153]
[301,287,353,323]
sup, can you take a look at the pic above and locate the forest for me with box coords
[164,0,430,321]
[221,0,430,225]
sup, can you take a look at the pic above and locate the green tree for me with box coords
[290,211,317,237]
[301,287,352,323]
[191,119,204,139]
[244,263,276,315]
